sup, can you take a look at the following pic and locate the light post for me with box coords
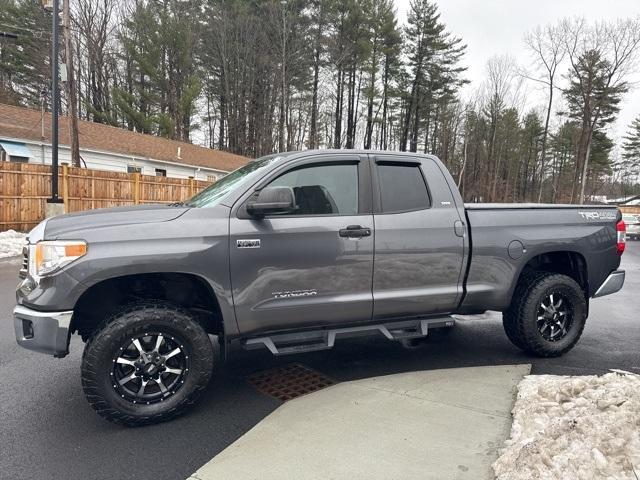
[43,0,64,213]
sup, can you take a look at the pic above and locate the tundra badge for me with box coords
[237,239,261,249]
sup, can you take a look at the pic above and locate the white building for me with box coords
[0,103,248,180]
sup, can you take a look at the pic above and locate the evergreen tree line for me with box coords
[1,0,639,202]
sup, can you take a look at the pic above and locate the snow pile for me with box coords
[494,371,640,480]
[0,230,27,259]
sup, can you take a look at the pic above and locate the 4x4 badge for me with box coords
[237,239,261,249]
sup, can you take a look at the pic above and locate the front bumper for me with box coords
[13,305,73,357]
[592,270,625,298]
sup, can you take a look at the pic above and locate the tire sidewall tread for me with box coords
[503,272,587,357]
[81,301,214,427]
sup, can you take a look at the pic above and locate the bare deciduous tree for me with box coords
[524,23,566,201]
[561,16,640,203]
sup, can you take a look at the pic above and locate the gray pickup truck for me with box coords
[13,150,626,425]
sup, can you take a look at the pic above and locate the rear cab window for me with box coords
[376,162,431,213]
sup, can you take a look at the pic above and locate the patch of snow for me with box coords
[0,230,27,259]
[494,371,640,480]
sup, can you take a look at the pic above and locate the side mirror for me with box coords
[246,186,297,217]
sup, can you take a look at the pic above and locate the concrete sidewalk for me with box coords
[188,364,530,480]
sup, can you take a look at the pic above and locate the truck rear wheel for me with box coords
[81,302,214,426]
[503,272,587,357]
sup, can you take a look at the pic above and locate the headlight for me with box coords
[29,240,87,277]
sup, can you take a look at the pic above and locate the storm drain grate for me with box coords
[248,363,336,402]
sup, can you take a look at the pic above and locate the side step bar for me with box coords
[243,317,455,356]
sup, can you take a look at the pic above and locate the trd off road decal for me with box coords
[578,211,616,221]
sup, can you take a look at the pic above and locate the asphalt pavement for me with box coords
[1,242,638,480]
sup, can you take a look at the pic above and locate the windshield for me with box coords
[187,154,283,208]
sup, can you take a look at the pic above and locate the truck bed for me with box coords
[465,203,616,210]
[459,203,621,313]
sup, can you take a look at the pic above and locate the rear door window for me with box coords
[377,163,430,213]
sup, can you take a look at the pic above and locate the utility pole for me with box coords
[46,0,64,212]
[278,0,286,153]
[62,0,80,167]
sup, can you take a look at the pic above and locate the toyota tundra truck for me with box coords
[13,150,626,425]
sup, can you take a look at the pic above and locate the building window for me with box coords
[0,141,31,162]
[127,165,142,174]
[207,175,217,182]
[155,168,167,177]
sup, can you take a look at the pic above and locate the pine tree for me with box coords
[517,111,544,201]
[0,0,51,107]
[307,0,329,149]
[561,16,640,202]
[401,0,466,152]
[362,0,396,150]
[378,5,402,150]
[621,116,640,177]
[116,0,202,141]
[548,122,579,203]
[563,48,628,202]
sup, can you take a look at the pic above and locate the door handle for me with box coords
[339,225,372,238]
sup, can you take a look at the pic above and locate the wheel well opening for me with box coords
[72,273,224,341]
[519,251,588,294]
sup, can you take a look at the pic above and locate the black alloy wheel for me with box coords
[112,332,189,405]
[536,292,573,342]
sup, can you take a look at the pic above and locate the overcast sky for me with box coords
[395,0,640,143]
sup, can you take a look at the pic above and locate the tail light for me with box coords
[617,220,626,255]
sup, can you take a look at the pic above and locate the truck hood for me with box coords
[43,204,190,239]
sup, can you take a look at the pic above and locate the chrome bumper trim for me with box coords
[593,270,625,298]
[13,305,73,357]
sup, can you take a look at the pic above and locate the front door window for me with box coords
[268,164,359,216]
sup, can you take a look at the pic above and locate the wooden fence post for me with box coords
[62,164,69,212]
[91,171,95,210]
[189,177,194,198]
[134,172,140,204]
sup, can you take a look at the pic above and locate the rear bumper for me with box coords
[592,270,625,298]
[13,305,73,357]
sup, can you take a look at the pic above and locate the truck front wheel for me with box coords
[81,302,214,426]
[503,272,587,357]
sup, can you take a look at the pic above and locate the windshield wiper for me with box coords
[167,201,185,207]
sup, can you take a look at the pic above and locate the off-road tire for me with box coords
[502,272,587,357]
[502,271,547,350]
[81,302,214,426]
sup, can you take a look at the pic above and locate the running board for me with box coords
[243,317,455,356]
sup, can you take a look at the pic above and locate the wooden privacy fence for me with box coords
[620,206,640,215]
[0,162,212,232]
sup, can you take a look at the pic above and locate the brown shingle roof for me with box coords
[0,103,249,172]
